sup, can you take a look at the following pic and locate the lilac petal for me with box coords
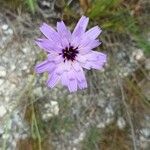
[88,40,101,49]
[76,54,87,63]
[40,23,55,38]
[72,16,89,37]
[62,69,77,92]
[90,62,104,70]
[85,26,102,40]
[48,54,63,64]
[75,66,86,83]
[79,51,107,70]
[78,40,101,54]
[63,61,71,72]
[84,51,106,61]
[70,36,81,48]
[60,38,70,48]
[72,61,82,72]
[40,23,61,44]
[67,70,78,92]
[47,62,70,88]
[68,78,77,92]
[57,21,71,39]
[78,80,87,89]
[61,62,72,86]
[61,72,68,86]
[35,60,55,73]
[35,38,62,52]
[55,63,67,75]
[47,72,60,88]
[97,52,107,63]
[72,62,87,81]
[57,21,72,48]
[72,62,87,90]
[80,62,91,70]
[91,55,106,69]
[81,59,106,70]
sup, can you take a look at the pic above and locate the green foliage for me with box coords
[88,0,150,54]
[89,0,122,19]
[26,0,37,14]
[82,127,101,150]
[0,0,37,14]
[50,116,75,133]
[136,36,150,55]
[88,0,135,32]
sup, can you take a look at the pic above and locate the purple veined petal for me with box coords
[76,54,87,63]
[85,26,102,40]
[97,52,107,63]
[60,61,74,86]
[84,51,106,61]
[77,37,90,48]
[80,59,106,70]
[80,62,91,70]
[57,21,72,48]
[48,54,63,64]
[35,38,62,52]
[78,79,87,89]
[72,61,82,72]
[46,63,67,88]
[72,16,89,37]
[78,48,92,55]
[61,69,77,92]
[40,23,61,44]
[77,70,87,89]
[35,60,56,73]
[90,59,106,70]
[78,40,101,53]
[54,63,66,76]
[72,62,87,90]
[89,40,101,49]
[70,36,81,48]
[57,21,71,39]
[63,69,77,92]
[61,72,68,86]
[68,78,78,92]
[47,53,59,60]
[63,61,72,72]
[40,23,55,38]
[83,51,99,61]
[74,66,86,83]
[47,72,61,88]
[60,38,69,48]
[90,61,104,70]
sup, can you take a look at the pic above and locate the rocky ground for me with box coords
[0,0,150,150]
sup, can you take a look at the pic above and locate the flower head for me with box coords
[35,16,107,92]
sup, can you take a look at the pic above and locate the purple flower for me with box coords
[35,16,107,92]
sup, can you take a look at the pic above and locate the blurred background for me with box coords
[0,0,150,149]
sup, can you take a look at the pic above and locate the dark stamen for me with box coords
[62,45,79,61]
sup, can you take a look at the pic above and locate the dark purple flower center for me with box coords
[62,45,79,61]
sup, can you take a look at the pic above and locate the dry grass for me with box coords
[100,122,132,150]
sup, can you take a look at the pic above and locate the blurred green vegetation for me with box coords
[26,0,37,14]
[88,0,150,54]
[0,0,37,14]
[82,127,101,150]
[88,0,122,19]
